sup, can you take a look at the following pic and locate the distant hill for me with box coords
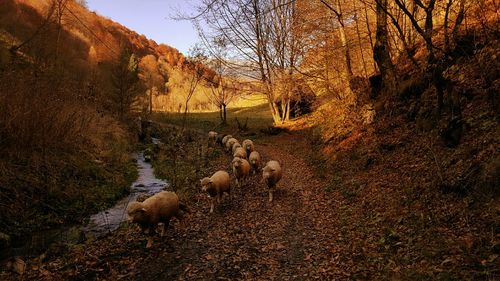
[0,0,218,112]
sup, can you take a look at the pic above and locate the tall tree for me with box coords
[320,0,354,81]
[205,37,238,125]
[181,45,207,129]
[139,54,168,114]
[110,48,142,117]
[373,0,397,96]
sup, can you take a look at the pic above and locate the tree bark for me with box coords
[373,0,397,96]
[149,88,153,115]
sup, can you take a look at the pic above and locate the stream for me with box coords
[3,148,168,260]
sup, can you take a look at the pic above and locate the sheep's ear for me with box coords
[140,208,147,213]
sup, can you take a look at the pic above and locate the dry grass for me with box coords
[151,102,274,134]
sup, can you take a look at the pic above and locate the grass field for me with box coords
[151,103,274,135]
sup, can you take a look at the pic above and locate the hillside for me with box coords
[0,0,222,112]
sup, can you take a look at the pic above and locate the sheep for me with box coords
[233,147,247,159]
[200,171,231,213]
[232,142,242,154]
[242,139,254,156]
[208,131,218,147]
[232,156,251,188]
[226,138,238,152]
[221,135,232,147]
[127,191,189,248]
[248,151,262,174]
[262,160,282,202]
[216,133,227,146]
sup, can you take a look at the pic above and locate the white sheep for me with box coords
[262,160,282,202]
[226,138,238,152]
[242,139,254,156]
[208,131,218,147]
[233,146,247,159]
[248,151,261,174]
[221,135,232,147]
[232,156,251,188]
[232,142,242,154]
[127,191,189,248]
[200,170,231,213]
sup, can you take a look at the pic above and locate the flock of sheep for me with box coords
[127,131,283,248]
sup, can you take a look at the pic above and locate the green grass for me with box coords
[151,103,273,135]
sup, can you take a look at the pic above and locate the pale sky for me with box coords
[86,0,201,55]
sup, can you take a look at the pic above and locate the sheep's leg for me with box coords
[269,189,274,203]
[174,211,183,222]
[159,223,165,237]
[209,197,215,213]
[235,178,240,188]
[160,219,170,237]
[146,226,154,248]
[217,193,222,204]
[146,237,154,248]
[175,211,184,228]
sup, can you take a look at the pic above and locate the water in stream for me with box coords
[3,149,168,260]
[82,151,167,238]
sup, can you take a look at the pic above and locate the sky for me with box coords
[86,0,201,55]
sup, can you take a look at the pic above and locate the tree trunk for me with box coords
[285,97,291,121]
[269,101,281,125]
[182,102,189,130]
[363,2,377,72]
[424,3,436,64]
[353,0,368,77]
[223,104,227,124]
[149,88,153,115]
[373,0,397,96]
[338,22,353,81]
[280,94,290,124]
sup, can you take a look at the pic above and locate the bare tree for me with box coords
[373,0,397,96]
[393,0,468,114]
[139,54,169,114]
[182,45,207,129]
[202,37,237,124]
[320,0,354,81]
[193,0,305,124]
